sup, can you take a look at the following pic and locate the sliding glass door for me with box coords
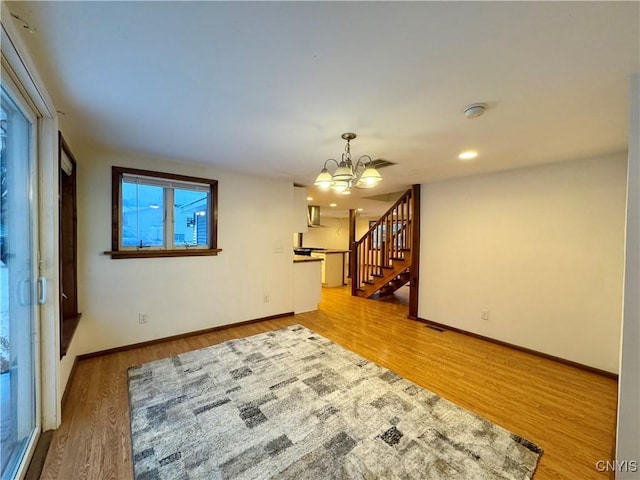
[0,78,40,479]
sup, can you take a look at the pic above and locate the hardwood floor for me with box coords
[41,285,618,479]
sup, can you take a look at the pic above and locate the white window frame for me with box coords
[1,7,62,470]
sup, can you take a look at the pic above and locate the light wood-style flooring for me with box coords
[40,285,618,479]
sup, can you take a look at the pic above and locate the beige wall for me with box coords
[356,216,379,240]
[302,217,349,249]
[616,74,639,474]
[419,154,627,373]
[297,215,385,250]
[72,147,295,357]
[295,215,349,250]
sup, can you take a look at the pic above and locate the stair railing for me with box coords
[351,188,413,295]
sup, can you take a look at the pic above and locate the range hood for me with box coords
[307,205,322,227]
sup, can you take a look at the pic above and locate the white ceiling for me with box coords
[5,1,639,217]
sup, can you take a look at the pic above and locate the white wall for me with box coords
[419,154,627,373]
[616,74,639,476]
[72,147,295,355]
[356,216,379,241]
[302,217,349,249]
[301,215,385,249]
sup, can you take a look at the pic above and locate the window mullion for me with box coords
[165,187,174,249]
[119,177,125,249]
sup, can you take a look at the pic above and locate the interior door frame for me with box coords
[408,184,420,320]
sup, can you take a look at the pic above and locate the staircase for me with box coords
[351,187,416,299]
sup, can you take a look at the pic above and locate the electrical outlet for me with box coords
[481,310,489,321]
[263,294,270,303]
[139,313,148,324]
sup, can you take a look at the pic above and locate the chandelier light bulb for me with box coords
[359,166,382,187]
[314,169,334,190]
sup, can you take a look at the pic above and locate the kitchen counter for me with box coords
[293,255,323,263]
[294,247,349,255]
[309,250,349,287]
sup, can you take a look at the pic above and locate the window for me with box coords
[109,167,220,259]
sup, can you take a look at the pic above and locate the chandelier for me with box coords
[314,133,382,194]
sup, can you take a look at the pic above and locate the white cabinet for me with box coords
[310,251,347,287]
[310,252,326,283]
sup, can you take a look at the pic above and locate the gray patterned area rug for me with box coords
[128,325,542,480]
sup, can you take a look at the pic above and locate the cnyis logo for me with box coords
[595,460,638,473]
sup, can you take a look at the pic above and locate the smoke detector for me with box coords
[463,103,487,119]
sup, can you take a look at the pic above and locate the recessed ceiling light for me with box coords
[357,208,363,212]
[458,150,478,160]
[330,203,337,207]
[306,196,313,201]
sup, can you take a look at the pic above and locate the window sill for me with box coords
[60,313,82,358]
[104,248,222,259]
